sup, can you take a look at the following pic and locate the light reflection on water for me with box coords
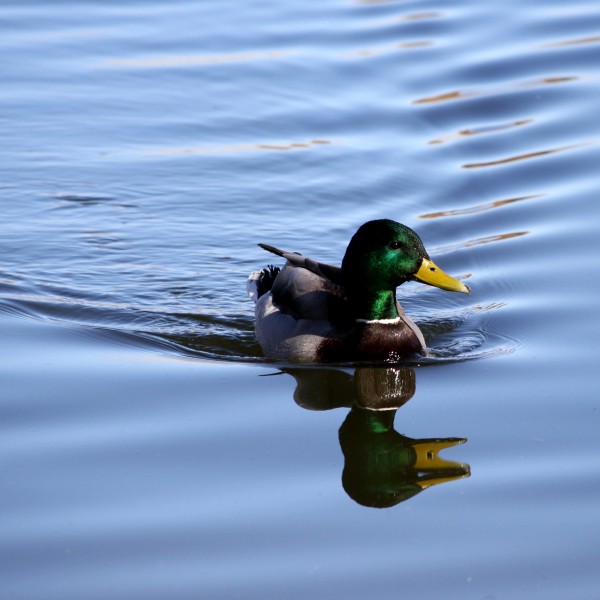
[135,139,336,157]
[462,141,591,169]
[412,76,580,105]
[419,193,542,218]
[104,50,295,69]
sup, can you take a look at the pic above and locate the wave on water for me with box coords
[0,274,517,365]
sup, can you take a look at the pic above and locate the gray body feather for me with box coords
[249,245,426,362]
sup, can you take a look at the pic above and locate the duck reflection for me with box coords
[283,366,470,508]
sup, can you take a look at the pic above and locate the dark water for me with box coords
[2,0,600,598]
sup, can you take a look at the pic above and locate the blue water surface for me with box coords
[1,0,600,598]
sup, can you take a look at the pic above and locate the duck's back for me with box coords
[253,264,350,361]
[270,264,348,321]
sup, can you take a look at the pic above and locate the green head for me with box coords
[341,219,469,320]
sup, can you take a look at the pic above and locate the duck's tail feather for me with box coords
[247,265,281,302]
[257,243,287,257]
[258,243,344,285]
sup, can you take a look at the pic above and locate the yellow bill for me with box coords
[414,258,470,294]
[411,439,471,490]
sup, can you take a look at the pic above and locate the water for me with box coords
[1,0,600,598]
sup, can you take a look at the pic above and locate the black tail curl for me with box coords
[256,265,281,298]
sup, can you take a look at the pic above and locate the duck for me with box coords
[247,219,469,362]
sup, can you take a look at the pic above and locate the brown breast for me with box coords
[317,320,424,362]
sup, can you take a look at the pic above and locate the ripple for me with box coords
[412,75,579,105]
[103,50,294,69]
[361,11,443,26]
[51,193,115,205]
[135,139,336,157]
[462,142,591,169]
[428,119,533,145]
[354,0,407,4]
[542,35,600,48]
[341,40,432,58]
[1,278,521,365]
[49,193,138,210]
[419,194,542,219]
[432,231,529,255]
[414,304,524,364]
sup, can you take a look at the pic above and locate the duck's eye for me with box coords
[388,241,404,250]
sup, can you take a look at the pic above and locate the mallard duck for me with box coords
[247,219,469,362]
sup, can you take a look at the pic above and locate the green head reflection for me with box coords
[339,407,469,508]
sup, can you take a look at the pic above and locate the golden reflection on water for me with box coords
[435,231,529,254]
[463,142,589,169]
[543,35,600,48]
[362,11,442,27]
[413,90,468,105]
[428,119,533,145]
[412,76,578,105]
[355,0,410,4]
[343,40,431,58]
[105,50,292,69]
[420,194,542,219]
[136,140,334,156]
[541,76,579,84]
[402,11,441,21]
